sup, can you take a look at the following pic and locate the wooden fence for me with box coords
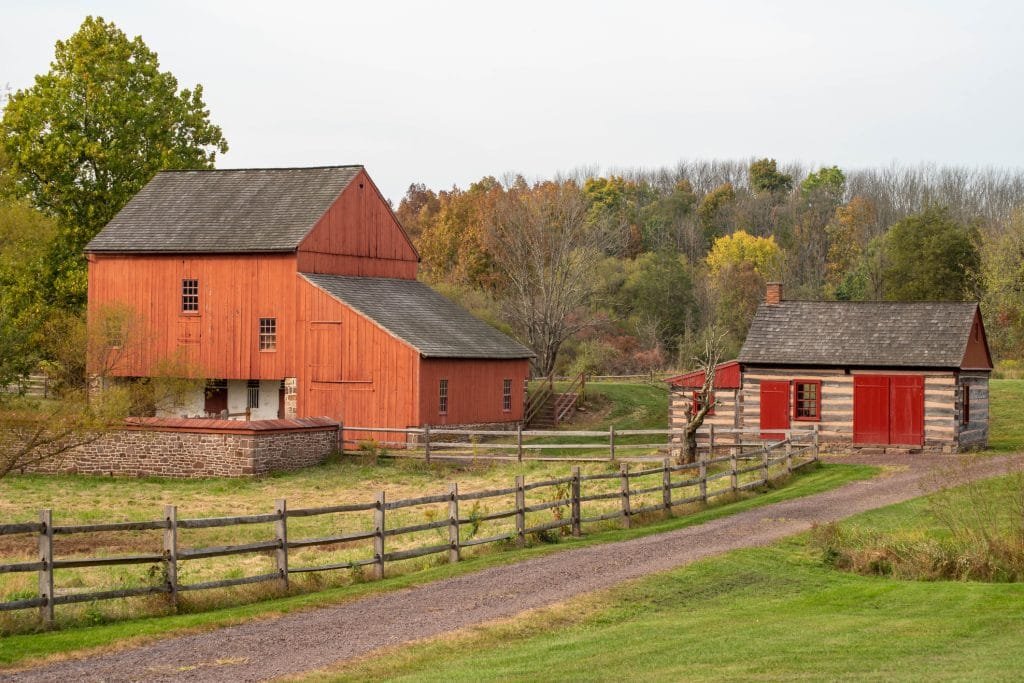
[0,431,818,625]
[341,424,820,464]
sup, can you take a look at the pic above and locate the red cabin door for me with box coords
[760,381,790,440]
[853,375,924,445]
[890,376,924,445]
[853,375,889,444]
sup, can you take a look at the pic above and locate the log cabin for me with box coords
[86,165,534,431]
[668,283,992,452]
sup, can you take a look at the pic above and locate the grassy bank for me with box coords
[0,462,874,667]
[313,470,1024,682]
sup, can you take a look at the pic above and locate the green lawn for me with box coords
[313,472,1024,682]
[0,462,875,668]
[989,379,1024,452]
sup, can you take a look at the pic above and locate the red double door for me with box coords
[853,375,924,446]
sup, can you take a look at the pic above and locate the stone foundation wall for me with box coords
[30,417,338,478]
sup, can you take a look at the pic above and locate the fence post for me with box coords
[609,426,616,462]
[448,483,460,563]
[517,423,524,463]
[785,438,793,474]
[571,466,581,537]
[699,457,708,502]
[662,457,672,514]
[275,498,288,589]
[620,463,632,529]
[374,491,386,580]
[515,475,526,547]
[708,424,715,459]
[38,509,54,626]
[163,505,178,610]
[761,446,769,484]
[730,451,738,494]
[338,421,344,453]
[423,424,431,464]
[813,425,820,462]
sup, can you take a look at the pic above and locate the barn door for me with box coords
[759,381,790,440]
[890,376,924,445]
[854,375,924,445]
[853,375,889,444]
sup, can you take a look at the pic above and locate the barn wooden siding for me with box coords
[956,371,989,449]
[297,169,418,280]
[87,253,298,380]
[297,278,420,436]
[738,368,960,450]
[419,358,530,426]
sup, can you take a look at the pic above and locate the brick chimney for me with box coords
[765,282,782,305]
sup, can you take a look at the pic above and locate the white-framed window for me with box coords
[259,318,277,351]
[182,279,199,313]
[502,378,512,412]
[439,378,448,415]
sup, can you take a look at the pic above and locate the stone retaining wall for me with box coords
[32,417,339,478]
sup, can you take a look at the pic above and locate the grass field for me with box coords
[311,472,1024,683]
[989,379,1024,452]
[0,462,875,666]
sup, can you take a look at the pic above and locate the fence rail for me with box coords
[341,424,820,465]
[0,431,818,624]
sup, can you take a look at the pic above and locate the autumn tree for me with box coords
[677,329,725,464]
[825,195,878,298]
[706,231,782,351]
[394,183,440,240]
[882,207,981,301]
[1,16,228,308]
[696,182,736,244]
[788,166,847,294]
[749,158,793,196]
[415,177,501,289]
[486,180,602,376]
[981,210,1024,359]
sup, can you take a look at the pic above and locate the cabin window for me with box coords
[503,378,513,412]
[247,380,260,410]
[259,318,277,351]
[691,391,715,415]
[439,379,449,415]
[963,385,970,424]
[793,380,821,421]
[181,279,199,313]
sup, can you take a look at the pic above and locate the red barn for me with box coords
[668,284,993,452]
[86,166,533,430]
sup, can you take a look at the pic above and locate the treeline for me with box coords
[396,160,1024,375]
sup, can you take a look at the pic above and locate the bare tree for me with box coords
[677,329,725,465]
[486,179,605,376]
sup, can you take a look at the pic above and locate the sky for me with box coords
[3,0,1023,203]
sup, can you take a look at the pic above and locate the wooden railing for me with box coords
[0,432,818,625]
[553,372,586,424]
[524,376,554,426]
[341,424,820,464]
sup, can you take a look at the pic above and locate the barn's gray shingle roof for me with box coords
[301,273,535,360]
[86,166,362,253]
[738,300,980,368]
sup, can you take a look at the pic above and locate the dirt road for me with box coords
[5,453,1022,682]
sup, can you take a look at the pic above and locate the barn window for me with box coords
[963,385,970,424]
[259,318,277,351]
[691,391,715,415]
[181,279,199,313]
[439,379,449,415]
[503,378,512,412]
[793,380,821,420]
[247,380,260,409]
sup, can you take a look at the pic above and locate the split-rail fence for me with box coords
[0,429,818,625]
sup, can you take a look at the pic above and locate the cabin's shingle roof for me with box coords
[86,166,362,253]
[738,301,980,368]
[301,273,535,360]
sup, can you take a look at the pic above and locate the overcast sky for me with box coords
[3,0,1022,203]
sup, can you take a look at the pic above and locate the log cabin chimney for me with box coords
[765,282,782,305]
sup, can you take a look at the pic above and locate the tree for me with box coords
[981,210,1024,359]
[882,207,981,301]
[696,182,735,242]
[825,195,877,297]
[1,16,228,308]
[677,330,724,464]
[800,166,846,203]
[705,230,783,279]
[394,183,440,240]
[486,180,603,376]
[615,251,697,356]
[749,158,793,195]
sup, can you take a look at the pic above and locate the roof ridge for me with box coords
[156,164,365,173]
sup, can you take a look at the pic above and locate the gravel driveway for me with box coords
[5,452,1022,682]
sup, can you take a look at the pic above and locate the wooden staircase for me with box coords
[524,373,586,429]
